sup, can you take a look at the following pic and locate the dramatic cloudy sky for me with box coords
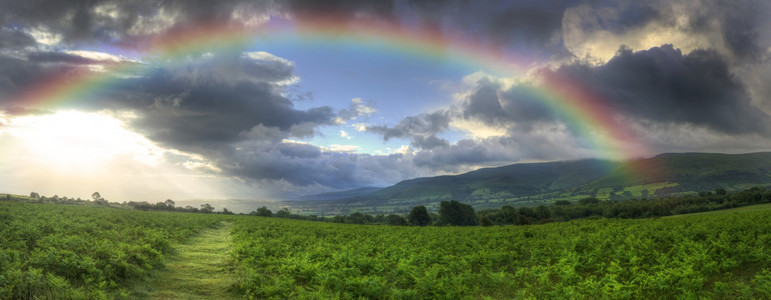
[1,0,770,202]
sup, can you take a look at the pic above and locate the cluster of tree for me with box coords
[6,191,104,205]
[247,201,466,227]
[478,186,771,226]
[248,206,327,221]
[10,191,239,214]
[127,200,233,214]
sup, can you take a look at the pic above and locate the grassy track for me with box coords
[139,222,238,299]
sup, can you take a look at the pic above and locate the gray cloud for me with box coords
[411,126,596,172]
[0,54,74,97]
[95,52,336,153]
[366,111,451,149]
[564,0,771,62]
[367,111,450,139]
[551,44,771,135]
[0,0,578,58]
[461,77,558,127]
[27,51,100,64]
[223,140,423,189]
[458,44,771,136]
[0,28,36,50]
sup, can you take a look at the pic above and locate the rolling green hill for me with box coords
[288,152,771,215]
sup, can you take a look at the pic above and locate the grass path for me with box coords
[139,221,239,299]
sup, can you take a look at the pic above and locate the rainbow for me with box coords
[8,16,658,175]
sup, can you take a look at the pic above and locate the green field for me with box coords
[230,206,771,299]
[0,202,221,299]
[1,200,770,299]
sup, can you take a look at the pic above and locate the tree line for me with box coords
[248,200,478,226]
[248,186,771,227]
[3,192,236,215]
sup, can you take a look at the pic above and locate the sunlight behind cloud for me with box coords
[0,110,249,202]
[1,110,163,172]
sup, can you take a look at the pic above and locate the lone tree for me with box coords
[164,199,175,208]
[275,207,291,218]
[438,200,478,226]
[408,205,431,226]
[251,206,273,217]
[92,192,107,205]
[200,203,215,213]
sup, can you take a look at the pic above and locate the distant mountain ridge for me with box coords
[287,152,771,215]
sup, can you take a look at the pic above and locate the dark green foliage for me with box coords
[385,214,407,226]
[275,208,291,218]
[200,203,215,213]
[229,207,771,298]
[438,200,478,226]
[251,206,273,217]
[0,202,220,298]
[348,212,367,224]
[407,205,431,226]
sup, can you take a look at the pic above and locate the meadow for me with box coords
[1,200,770,299]
[230,206,771,299]
[0,202,221,299]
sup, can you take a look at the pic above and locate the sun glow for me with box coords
[1,110,164,173]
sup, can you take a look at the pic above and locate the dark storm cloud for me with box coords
[462,79,508,123]
[278,142,321,159]
[567,0,770,61]
[367,111,450,140]
[399,0,578,57]
[411,135,449,150]
[410,127,591,172]
[366,111,451,149]
[551,44,771,135]
[0,0,577,57]
[457,44,771,136]
[0,54,75,97]
[460,77,557,127]
[670,0,769,61]
[92,52,335,152]
[0,1,270,45]
[27,51,99,64]
[223,141,421,188]
[285,0,394,19]
[0,28,36,50]
[413,139,501,170]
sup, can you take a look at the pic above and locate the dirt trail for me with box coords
[141,222,238,299]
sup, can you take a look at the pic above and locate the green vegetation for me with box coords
[230,206,771,298]
[3,187,771,299]
[437,200,478,226]
[407,205,430,226]
[0,201,220,298]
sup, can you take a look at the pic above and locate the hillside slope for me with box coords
[287,152,771,215]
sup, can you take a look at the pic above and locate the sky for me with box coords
[0,0,770,202]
